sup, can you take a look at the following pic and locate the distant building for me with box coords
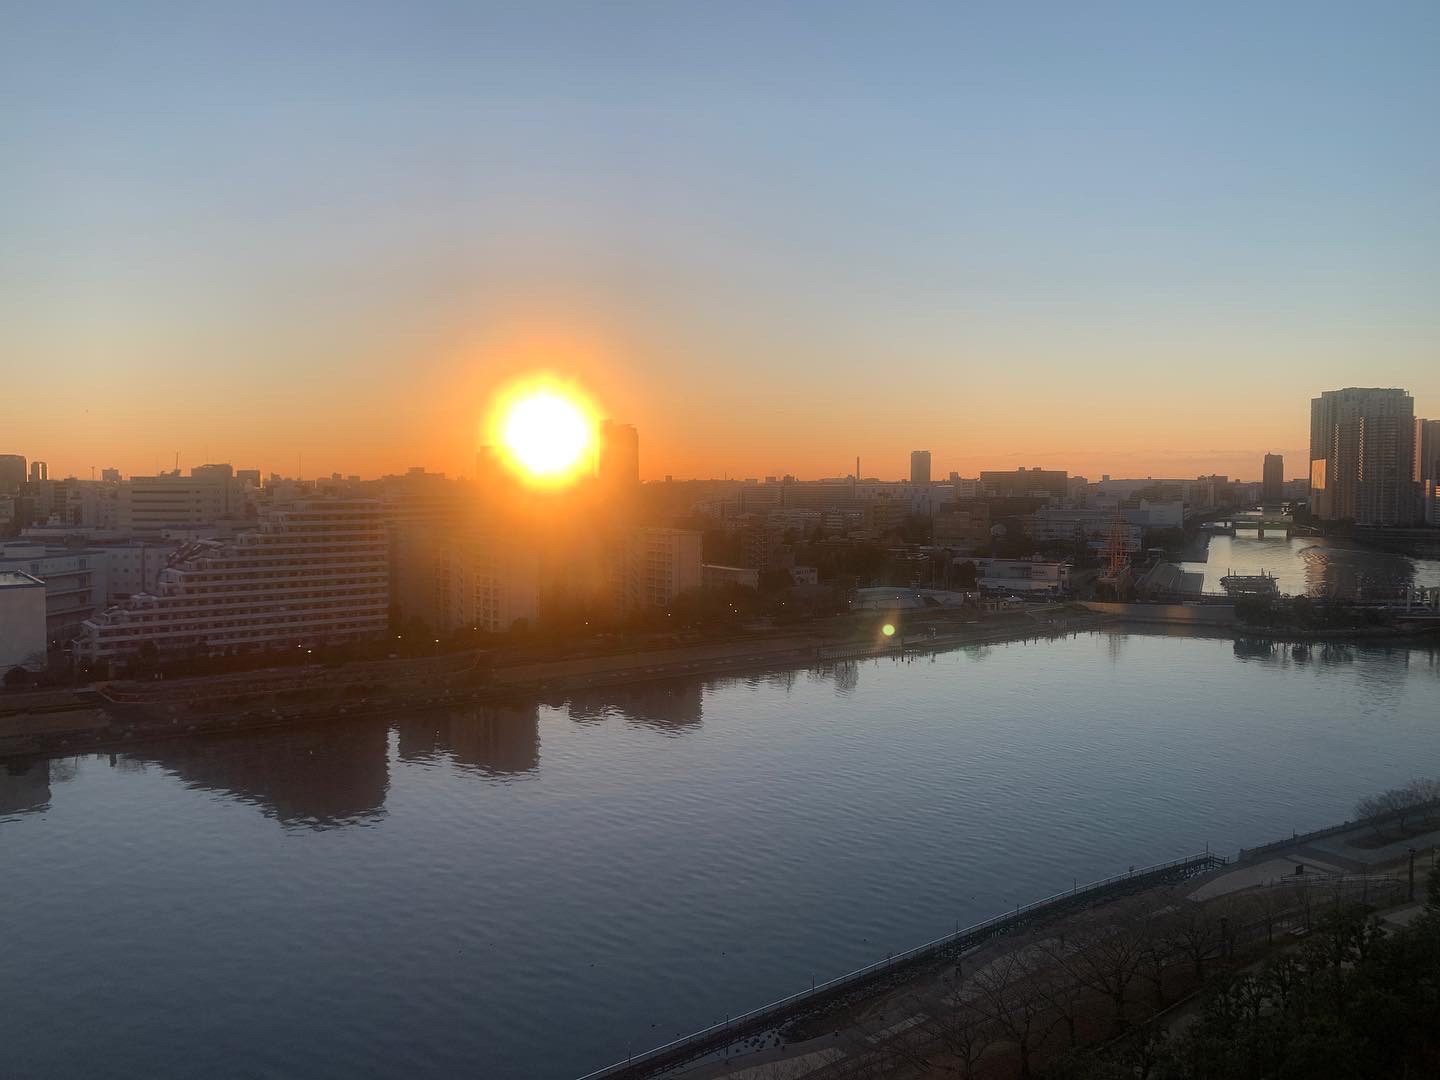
[119,467,243,535]
[972,558,1069,592]
[101,541,175,600]
[789,565,818,586]
[0,455,25,494]
[599,421,640,488]
[910,450,932,486]
[449,520,540,634]
[1416,419,1440,491]
[1310,387,1417,525]
[28,461,47,483]
[0,542,109,642]
[101,468,121,483]
[1262,453,1284,504]
[612,527,702,610]
[0,571,47,670]
[980,467,1067,501]
[702,563,760,590]
[77,498,388,662]
[934,505,991,552]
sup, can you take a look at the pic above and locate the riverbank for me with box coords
[660,812,1440,1080]
[0,607,1111,760]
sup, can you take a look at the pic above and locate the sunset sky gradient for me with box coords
[3,2,1438,483]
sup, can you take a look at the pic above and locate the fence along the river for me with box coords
[574,851,1226,1080]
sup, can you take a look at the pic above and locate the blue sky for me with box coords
[3,2,1437,480]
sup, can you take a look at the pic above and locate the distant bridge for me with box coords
[1203,515,1293,538]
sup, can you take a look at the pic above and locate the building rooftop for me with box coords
[0,570,45,589]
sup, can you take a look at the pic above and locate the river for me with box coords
[1183,530,1440,597]
[4,629,1439,1078]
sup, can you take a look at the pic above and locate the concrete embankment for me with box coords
[1081,600,1238,626]
[0,610,1109,760]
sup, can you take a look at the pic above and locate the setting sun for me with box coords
[491,379,597,486]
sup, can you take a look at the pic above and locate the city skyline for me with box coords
[5,4,1439,482]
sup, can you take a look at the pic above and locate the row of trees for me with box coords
[755,874,1414,1080]
[1053,867,1440,1079]
[1355,776,1440,834]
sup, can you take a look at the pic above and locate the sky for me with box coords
[3,2,1438,484]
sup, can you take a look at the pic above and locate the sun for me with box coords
[491,379,597,486]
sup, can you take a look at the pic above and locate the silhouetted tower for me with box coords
[598,422,640,488]
[910,449,931,486]
[1105,506,1130,579]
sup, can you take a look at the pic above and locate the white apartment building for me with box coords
[613,527,702,611]
[76,499,388,661]
[0,543,109,642]
[102,541,176,600]
[450,525,540,633]
[0,571,47,670]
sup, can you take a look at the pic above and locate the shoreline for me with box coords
[3,609,1436,762]
[0,610,1107,760]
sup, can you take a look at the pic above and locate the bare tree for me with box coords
[1046,913,1147,1033]
[970,948,1054,1079]
[1031,963,1089,1050]
[910,984,998,1079]
[1164,901,1223,983]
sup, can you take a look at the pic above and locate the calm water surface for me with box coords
[5,630,1440,1078]
[1184,532,1440,597]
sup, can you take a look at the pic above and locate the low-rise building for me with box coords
[973,557,1069,592]
[0,542,109,642]
[702,564,760,590]
[0,571,47,670]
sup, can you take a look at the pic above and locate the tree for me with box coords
[970,947,1053,1079]
[1047,909,1148,1033]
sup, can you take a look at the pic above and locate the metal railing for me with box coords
[574,851,1226,1080]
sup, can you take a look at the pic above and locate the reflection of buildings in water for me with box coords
[395,704,540,777]
[0,756,52,816]
[130,720,390,829]
[567,678,704,732]
[1105,632,1128,665]
[1301,545,1416,600]
[832,660,859,694]
[1233,638,1277,662]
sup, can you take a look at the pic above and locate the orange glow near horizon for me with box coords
[489,375,600,488]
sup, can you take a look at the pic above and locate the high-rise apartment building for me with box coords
[0,455,26,494]
[1415,419,1440,487]
[76,498,388,661]
[611,527,702,611]
[1309,388,1416,526]
[29,461,48,483]
[599,421,640,488]
[910,450,931,486]
[1261,453,1284,504]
